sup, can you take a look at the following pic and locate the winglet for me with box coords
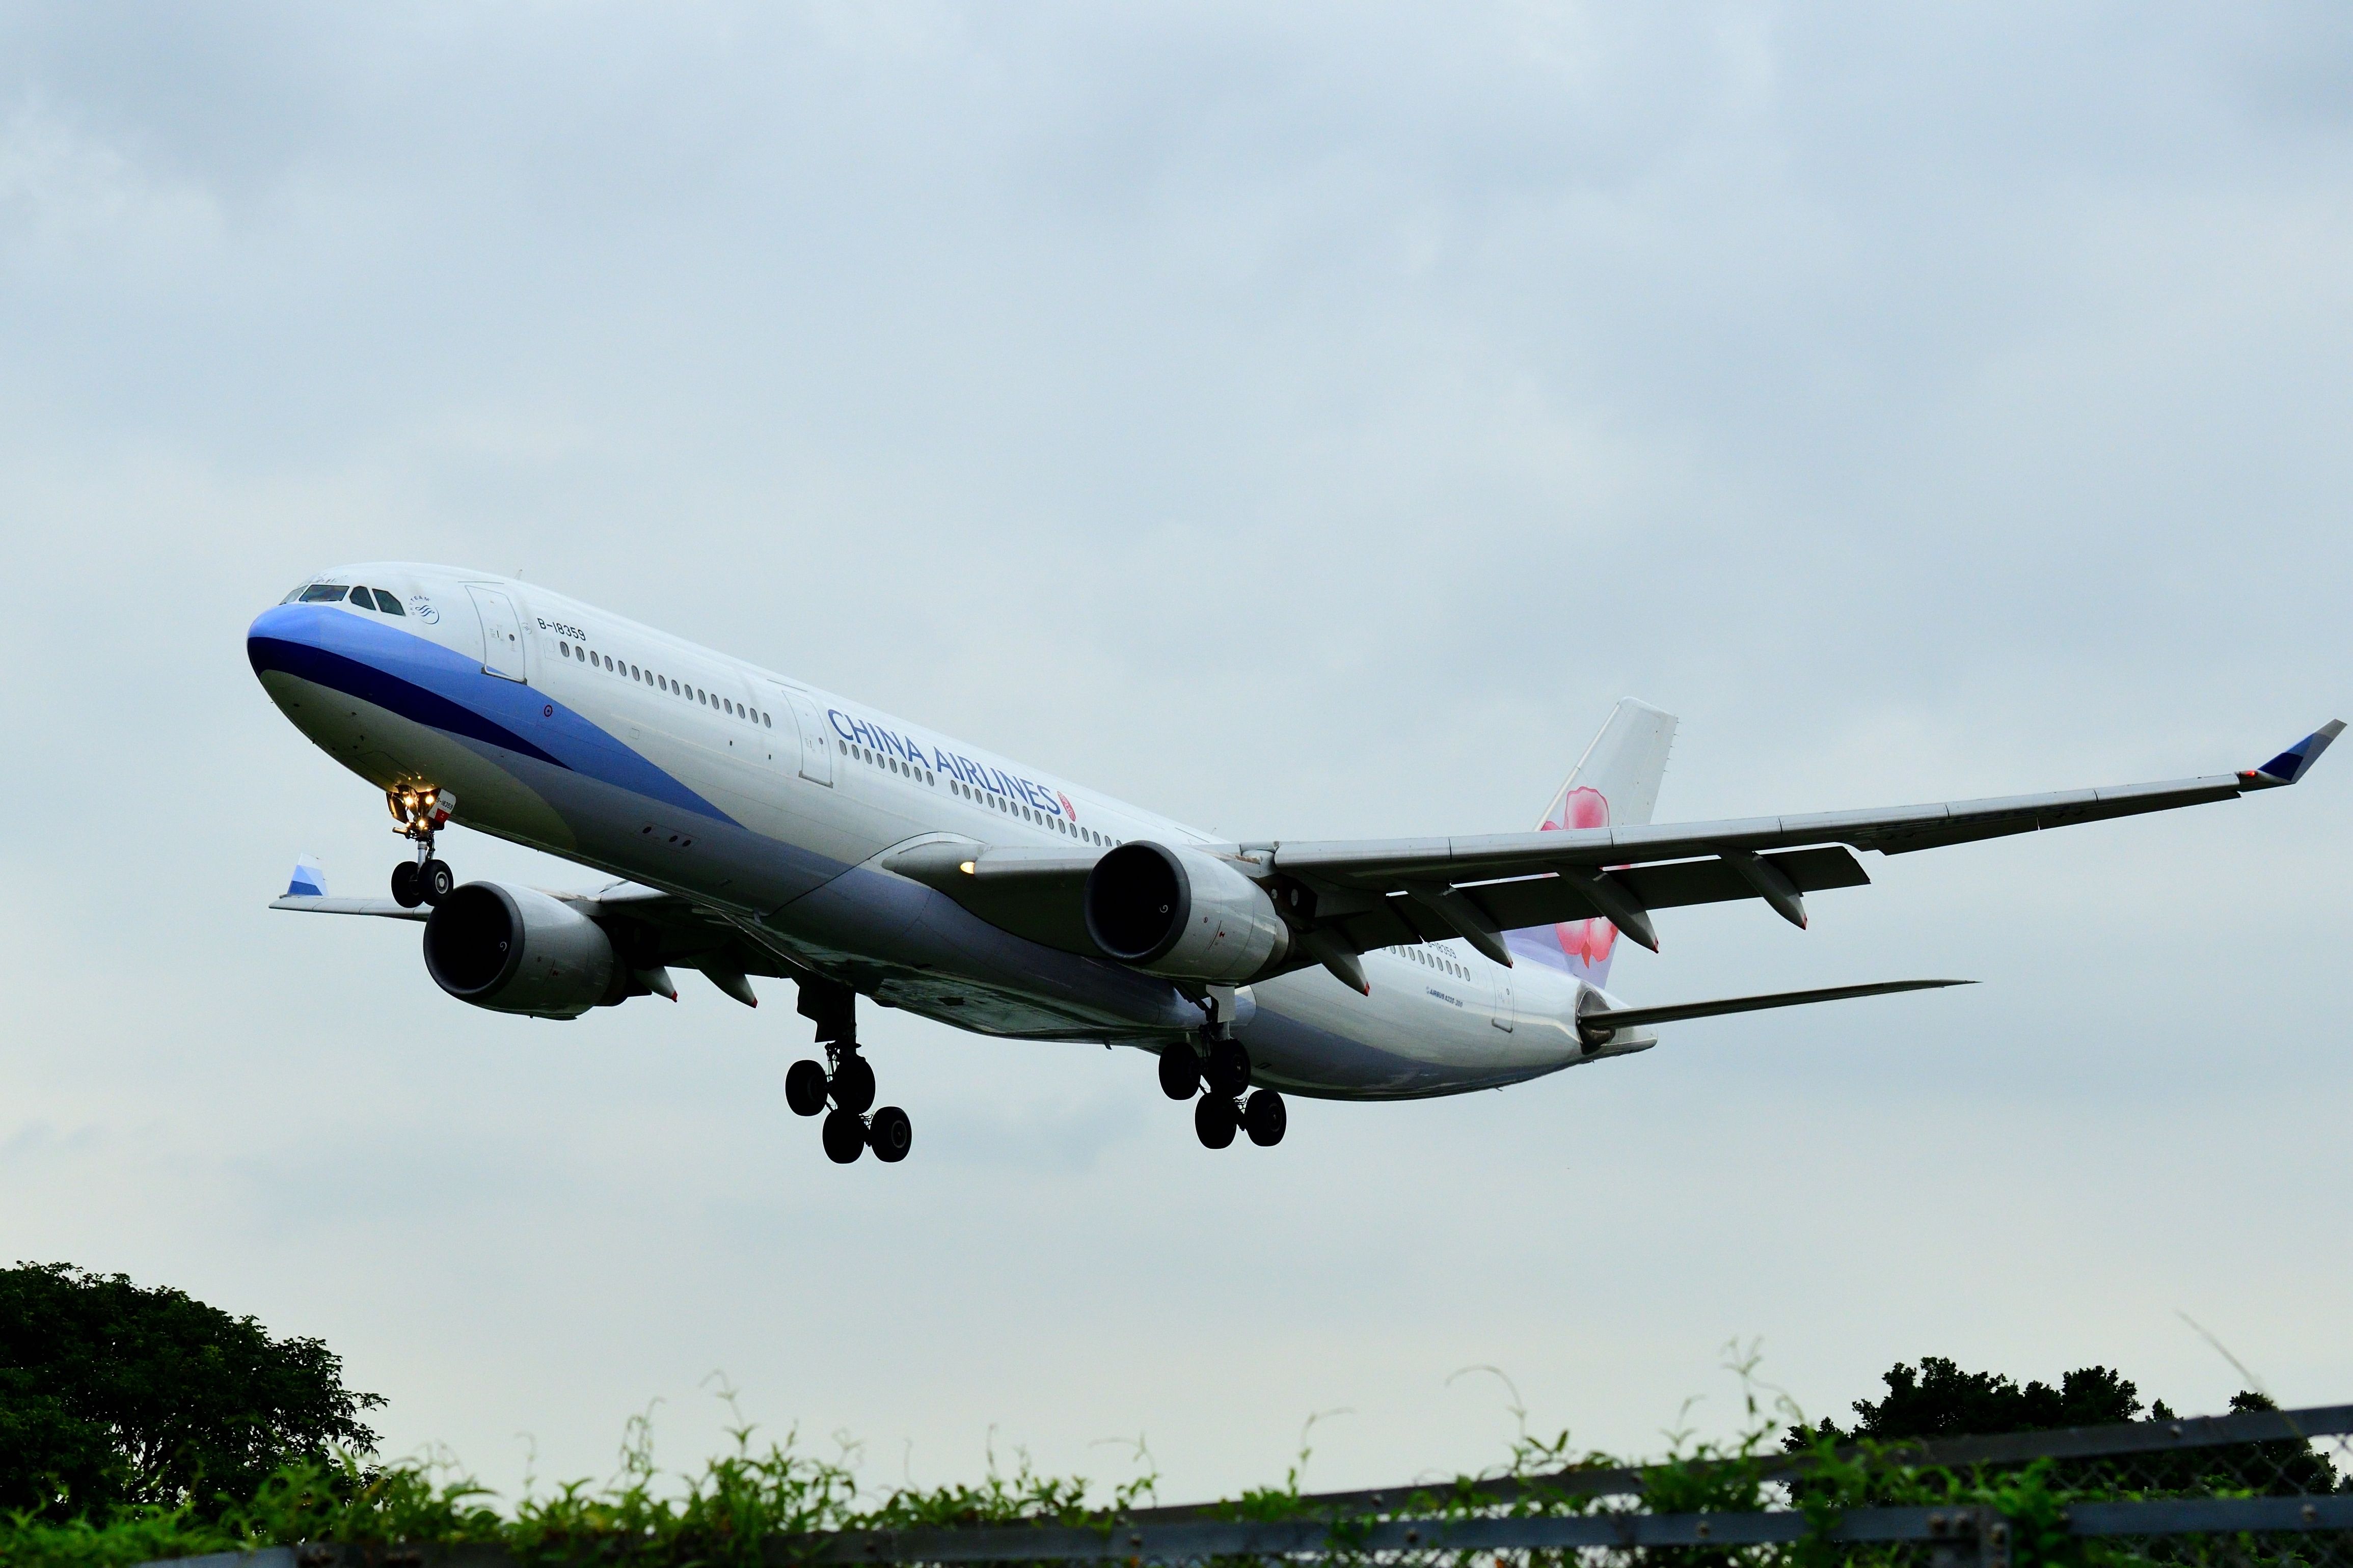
[2241,720,2345,789]
[285,855,328,898]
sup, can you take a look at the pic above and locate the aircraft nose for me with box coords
[247,602,315,678]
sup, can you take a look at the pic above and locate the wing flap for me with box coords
[1469,846,1872,929]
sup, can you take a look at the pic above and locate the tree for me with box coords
[0,1262,383,1520]
[1789,1356,2149,1446]
[1786,1358,2347,1498]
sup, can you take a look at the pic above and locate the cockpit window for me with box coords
[372,588,405,615]
[299,584,350,602]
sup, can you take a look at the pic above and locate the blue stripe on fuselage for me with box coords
[247,603,736,826]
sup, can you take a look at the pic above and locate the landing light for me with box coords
[958,861,976,875]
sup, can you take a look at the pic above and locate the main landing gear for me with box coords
[1158,1027,1286,1151]
[386,785,459,910]
[785,977,911,1165]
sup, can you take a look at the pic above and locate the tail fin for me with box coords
[284,856,327,898]
[1503,699,1678,987]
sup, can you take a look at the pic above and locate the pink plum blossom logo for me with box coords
[1540,786,1615,972]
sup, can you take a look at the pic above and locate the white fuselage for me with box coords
[250,563,1629,1099]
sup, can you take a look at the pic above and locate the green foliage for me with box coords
[0,1402,1160,1567]
[6,1346,2344,1568]
[0,1262,384,1522]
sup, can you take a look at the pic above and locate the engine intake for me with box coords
[423,882,619,1019]
[1084,842,1289,984]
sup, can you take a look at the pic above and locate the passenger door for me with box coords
[772,685,834,787]
[1491,974,1514,1032]
[466,586,528,682]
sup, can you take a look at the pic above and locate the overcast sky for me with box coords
[4,1,2349,1507]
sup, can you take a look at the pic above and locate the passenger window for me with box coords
[559,642,570,657]
[299,584,349,602]
[375,589,405,615]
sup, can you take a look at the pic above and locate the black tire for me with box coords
[1243,1088,1287,1147]
[1206,1038,1251,1097]
[420,858,455,904]
[868,1105,913,1163]
[1194,1093,1237,1150]
[1157,1047,1201,1100]
[785,1060,829,1117]
[389,861,424,909]
[830,1053,876,1115]
[821,1109,866,1164]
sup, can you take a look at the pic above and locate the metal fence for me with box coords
[146,1401,2352,1568]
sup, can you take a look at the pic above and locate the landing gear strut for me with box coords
[786,977,911,1165]
[386,785,458,909]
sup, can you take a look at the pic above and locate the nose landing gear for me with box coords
[386,786,458,909]
[785,978,911,1165]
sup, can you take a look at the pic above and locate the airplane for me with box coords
[249,563,2342,1165]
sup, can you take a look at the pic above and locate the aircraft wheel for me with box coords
[785,1060,829,1117]
[830,1053,876,1115]
[1194,1094,1238,1150]
[821,1109,866,1164]
[1206,1038,1251,1097]
[868,1106,913,1163]
[1243,1088,1287,1147]
[419,858,455,904]
[390,861,424,909]
[1157,1046,1200,1100]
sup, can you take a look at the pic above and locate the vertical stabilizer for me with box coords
[1503,699,1677,986]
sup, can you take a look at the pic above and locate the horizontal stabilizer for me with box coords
[1576,978,1970,1043]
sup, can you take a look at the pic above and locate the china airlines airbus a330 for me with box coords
[250,565,2341,1164]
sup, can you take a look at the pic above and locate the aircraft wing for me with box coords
[890,721,2341,979]
[269,894,429,921]
[1261,720,2341,960]
[268,865,805,1006]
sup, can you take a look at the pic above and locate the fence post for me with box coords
[1924,1505,2010,1568]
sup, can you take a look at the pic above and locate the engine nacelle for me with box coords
[1084,842,1290,984]
[422,882,618,1019]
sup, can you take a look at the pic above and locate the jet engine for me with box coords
[1084,842,1289,984]
[422,882,620,1019]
